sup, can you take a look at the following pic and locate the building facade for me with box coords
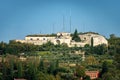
[85,71,99,80]
[15,32,108,47]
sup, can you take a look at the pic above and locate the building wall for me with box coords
[25,36,55,41]
[85,71,99,80]
[79,33,108,46]
[15,32,108,47]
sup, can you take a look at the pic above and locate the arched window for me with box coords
[56,40,60,44]
[84,37,86,40]
[30,38,33,40]
[37,38,39,40]
[43,38,45,40]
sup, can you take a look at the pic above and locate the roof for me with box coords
[26,34,56,37]
[14,79,27,80]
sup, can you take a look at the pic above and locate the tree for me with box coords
[84,75,91,80]
[55,74,61,80]
[38,59,45,72]
[9,58,14,80]
[91,37,94,48]
[100,61,109,77]
[101,69,120,80]
[55,60,59,68]
[48,62,55,74]
[72,29,81,42]
[75,65,85,79]
[0,72,2,80]
[0,41,7,54]
[110,34,116,39]
[25,62,38,80]
[85,56,98,65]
[2,61,7,80]
[17,62,23,78]
[102,72,114,80]
[93,44,107,55]
[37,72,51,80]
[114,54,120,70]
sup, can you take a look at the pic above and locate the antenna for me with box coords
[63,15,65,32]
[52,24,54,33]
[70,9,71,33]
[83,23,85,32]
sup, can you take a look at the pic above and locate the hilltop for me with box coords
[15,31,108,47]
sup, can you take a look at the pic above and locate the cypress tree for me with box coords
[91,37,94,47]
[10,58,14,80]
[38,59,45,72]
[17,62,23,78]
[72,29,81,42]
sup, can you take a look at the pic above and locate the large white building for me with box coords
[15,32,108,47]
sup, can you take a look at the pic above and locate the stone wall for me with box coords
[15,32,108,47]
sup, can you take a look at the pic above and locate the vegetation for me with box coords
[72,29,81,42]
[0,33,120,80]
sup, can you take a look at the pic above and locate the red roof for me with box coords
[14,78,27,80]
[85,71,99,79]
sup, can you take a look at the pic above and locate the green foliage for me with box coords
[36,72,49,80]
[0,72,2,80]
[84,44,107,55]
[48,61,56,74]
[25,62,38,80]
[0,33,120,80]
[0,41,7,54]
[5,41,39,54]
[84,75,91,80]
[38,59,45,72]
[101,69,120,80]
[91,37,94,48]
[100,61,109,76]
[110,34,116,39]
[75,65,85,78]
[108,36,120,55]
[38,41,69,52]
[72,29,81,42]
[47,60,60,75]
[93,44,107,55]
[1,61,7,80]
[17,62,23,78]
[114,54,120,70]
[39,41,55,51]
[9,58,14,79]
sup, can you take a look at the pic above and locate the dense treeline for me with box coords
[0,40,107,56]
[0,40,39,55]
[0,41,69,55]
[0,54,90,80]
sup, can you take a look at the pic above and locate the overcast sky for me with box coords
[0,0,120,42]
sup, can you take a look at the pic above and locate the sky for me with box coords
[0,0,120,42]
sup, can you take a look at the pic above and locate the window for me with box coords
[43,38,45,40]
[30,38,33,40]
[56,40,60,44]
[37,38,39,40]
[84,37,86,40]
